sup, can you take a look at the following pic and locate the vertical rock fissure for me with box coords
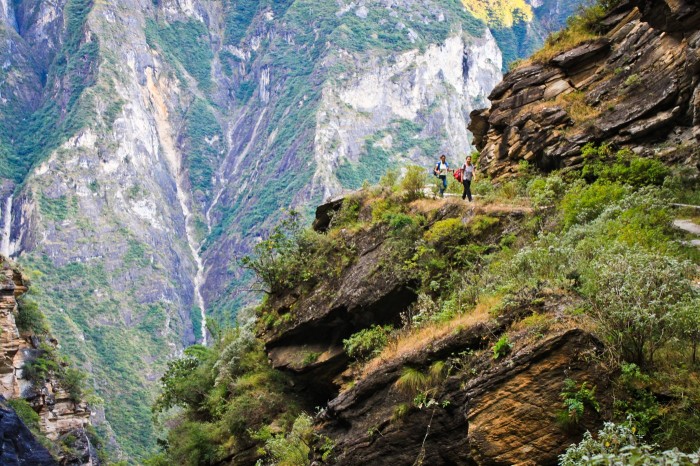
[205,108,268,232]
[1,195,12,258]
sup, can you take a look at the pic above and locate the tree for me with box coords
[239,210,303,294]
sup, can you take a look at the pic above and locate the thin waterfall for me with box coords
[1,195,12,258]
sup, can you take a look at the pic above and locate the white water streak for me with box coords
[146,70,207,345]
[1,196,12,258]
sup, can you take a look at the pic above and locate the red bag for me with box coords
[453,168,463,183]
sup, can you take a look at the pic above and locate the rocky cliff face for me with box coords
[0,396,57,466]
[0,258,99,465]
[255,196,612,466]
[470,0,700,178]
[0,0,585,457]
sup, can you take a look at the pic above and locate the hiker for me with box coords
[461,155,476,202]
[433,154,452,197]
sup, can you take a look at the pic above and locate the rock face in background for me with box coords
[470,0,700,178]
[0,258,99,465]
[0,0,584,458]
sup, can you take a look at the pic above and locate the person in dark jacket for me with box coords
[433,154,452,198]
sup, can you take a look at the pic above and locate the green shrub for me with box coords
[15,297,49,334]
[582,143,670,187]
[255,413,334,465]
[379,169,399,190]
[6,398,40,431]
[61,368,86,403]
[401,166,427,201]
[560,181,628,228]
[527,175,566,208]
[558,379,600,425]
[423,218,465,245]
[330,197,361,229]
[560,421,700,466]
[371,197,404,224]
[581,247,696,366]
[23,355,60,385]
[468,215,499,237]
[613,363,660,437]
[343,325,393,362]
[492,335,513,360]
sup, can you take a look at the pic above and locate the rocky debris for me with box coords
[0,258,96,465]
[0,396,57,466]
[317,320,607,466]
[469,0,700,178]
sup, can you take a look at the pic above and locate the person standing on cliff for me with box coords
[433,154,452,198]
[461,155,476,202]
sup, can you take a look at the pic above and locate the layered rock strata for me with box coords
[0,258,97,465]
[259,198,609,465]
[470,0,700,178]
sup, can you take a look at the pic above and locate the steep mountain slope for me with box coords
[147,1,700,464]
[0,0,584,458]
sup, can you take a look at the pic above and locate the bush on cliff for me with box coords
[151,319,299,466]
[343,325,393,362]
[240,210,352,294]
[16,297,49,335]
[560,421,700,465]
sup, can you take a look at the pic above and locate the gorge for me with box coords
[0,0,586,459]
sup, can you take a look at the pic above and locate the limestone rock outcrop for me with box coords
[0,258,98,465]
[470,0,700,178]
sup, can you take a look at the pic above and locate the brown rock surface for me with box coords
[0,257,97,464]
[469,0,700,179]
[317,319,608,466]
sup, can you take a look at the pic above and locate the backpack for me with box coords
[454,168,463,183]
[434,161,448,177]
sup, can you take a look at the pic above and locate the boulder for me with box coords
[313,196,345,233]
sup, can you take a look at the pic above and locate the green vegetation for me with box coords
[530,0,614,63]
[0,0,98,185]
[252,413,335,465]
[182,99,223,201]
[343,325,393,362]
[6,398,41,432]
[21,253,175,459]
[148,321,311,465]
[159,138,700,461]
[492,335,513,359]
[240,210,353,295]
[16,297,50,335]
[560,422,700,465]
[558,379,600,426]
[145,19,213,90]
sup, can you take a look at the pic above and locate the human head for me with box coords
[466,155,472,164]
[440,154,446,161]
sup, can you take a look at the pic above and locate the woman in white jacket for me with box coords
[461,155,476,202]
